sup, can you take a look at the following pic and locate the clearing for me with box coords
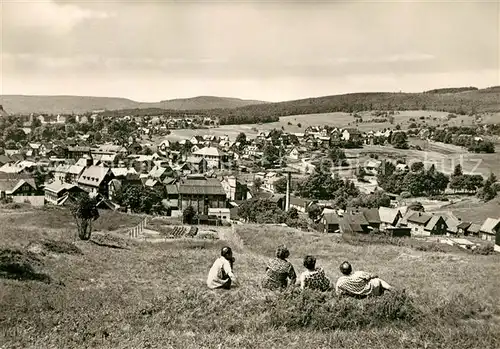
[0,207,499,348]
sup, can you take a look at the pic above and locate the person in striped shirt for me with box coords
[335,261,393,298]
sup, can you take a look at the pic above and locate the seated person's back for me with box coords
[262,245,297,290]
[335,261,392,297]
[207,246,237,290]
[299,255,330,292]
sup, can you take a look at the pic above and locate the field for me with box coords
[431,197,500,224]
[1,207,499,348]
[345,142,500,178]
[151,110,500,144]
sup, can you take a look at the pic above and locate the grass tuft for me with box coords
[0,248,51,283]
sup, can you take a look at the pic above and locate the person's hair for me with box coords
[221,246,232,259]
[303,255,316,270]
[340,261,352,275]
[276,245,290,259]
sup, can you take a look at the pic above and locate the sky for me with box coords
[0,0,499,102]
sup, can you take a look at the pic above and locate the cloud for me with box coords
[2,0,112,34]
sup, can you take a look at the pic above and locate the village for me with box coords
[1,104,499,254]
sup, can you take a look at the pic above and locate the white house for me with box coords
[479,218,500,242]
[192,146,226,169]
[287,147,300,160]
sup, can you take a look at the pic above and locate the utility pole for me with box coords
[285,170,291,211]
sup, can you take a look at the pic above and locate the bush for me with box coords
[267,288,420,331]
[472,244,495,255]
[0,248,51,283]
[400,191,411,198]
[428,195,449,201]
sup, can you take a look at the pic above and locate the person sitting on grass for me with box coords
[207,246,237,290]
[299,255,331,291]
[335,261,393,298]
[262,245,297,290]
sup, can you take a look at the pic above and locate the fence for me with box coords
[128,217,147,239]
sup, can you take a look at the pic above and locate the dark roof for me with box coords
[323,213,340,224]
[0,155,11,165]
[407,212,433,225]
[0,178,36,193]
[68,146,91,152]
[165,184,179,195]
[178,177,225,196]
[457,222,472,230]
[290,196,309,207]
[162,176,176,185]
[363,208,381,224]
[343,212,369,226]
[268,194,285,203]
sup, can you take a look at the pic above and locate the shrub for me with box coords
[40,240,82,255]
[0,248,51,283]
[472,244,495,255]
[428,195,449,201]
[267,288,419,331]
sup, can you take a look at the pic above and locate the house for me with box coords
[0,174,38,199]
[364,160,382,176]
[267,193,286,211]
[144,178,165,191]
[457,221,472,235]
[0,161,36,174]
[44,181,86,205]
[321,212,341,233]
[164,184,180,213]
[395,163,409,173]
[220,176,250,201]
[341,128,362,142]
[287,147,300,160]
[148,165,173,182]
[190,135,204,145]
[345,207,381,230]
[67,146,91,160]
[177,175,227,214]
[54,164,71,182]
[77,166,113,197]
[379,207,403,229]
[208,207,231,222]
[192,147,227,169]
[386,226,412,237]
[185,156,208,174]
[289,196,311,213]
[467,223,481,236]
[479,218,500,242]
[405,212,447,236]
[339,212,370,234]
[441,212,461,235]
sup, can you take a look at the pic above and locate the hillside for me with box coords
[0,95,268,115]
[222,86,500,120]
[1,206,499,348]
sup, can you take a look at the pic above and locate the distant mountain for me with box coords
[0,95,268,115]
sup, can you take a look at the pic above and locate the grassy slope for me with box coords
[0,210,499,348]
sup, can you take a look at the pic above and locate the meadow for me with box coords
[153,109,500,143]
[1,207,499,348]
